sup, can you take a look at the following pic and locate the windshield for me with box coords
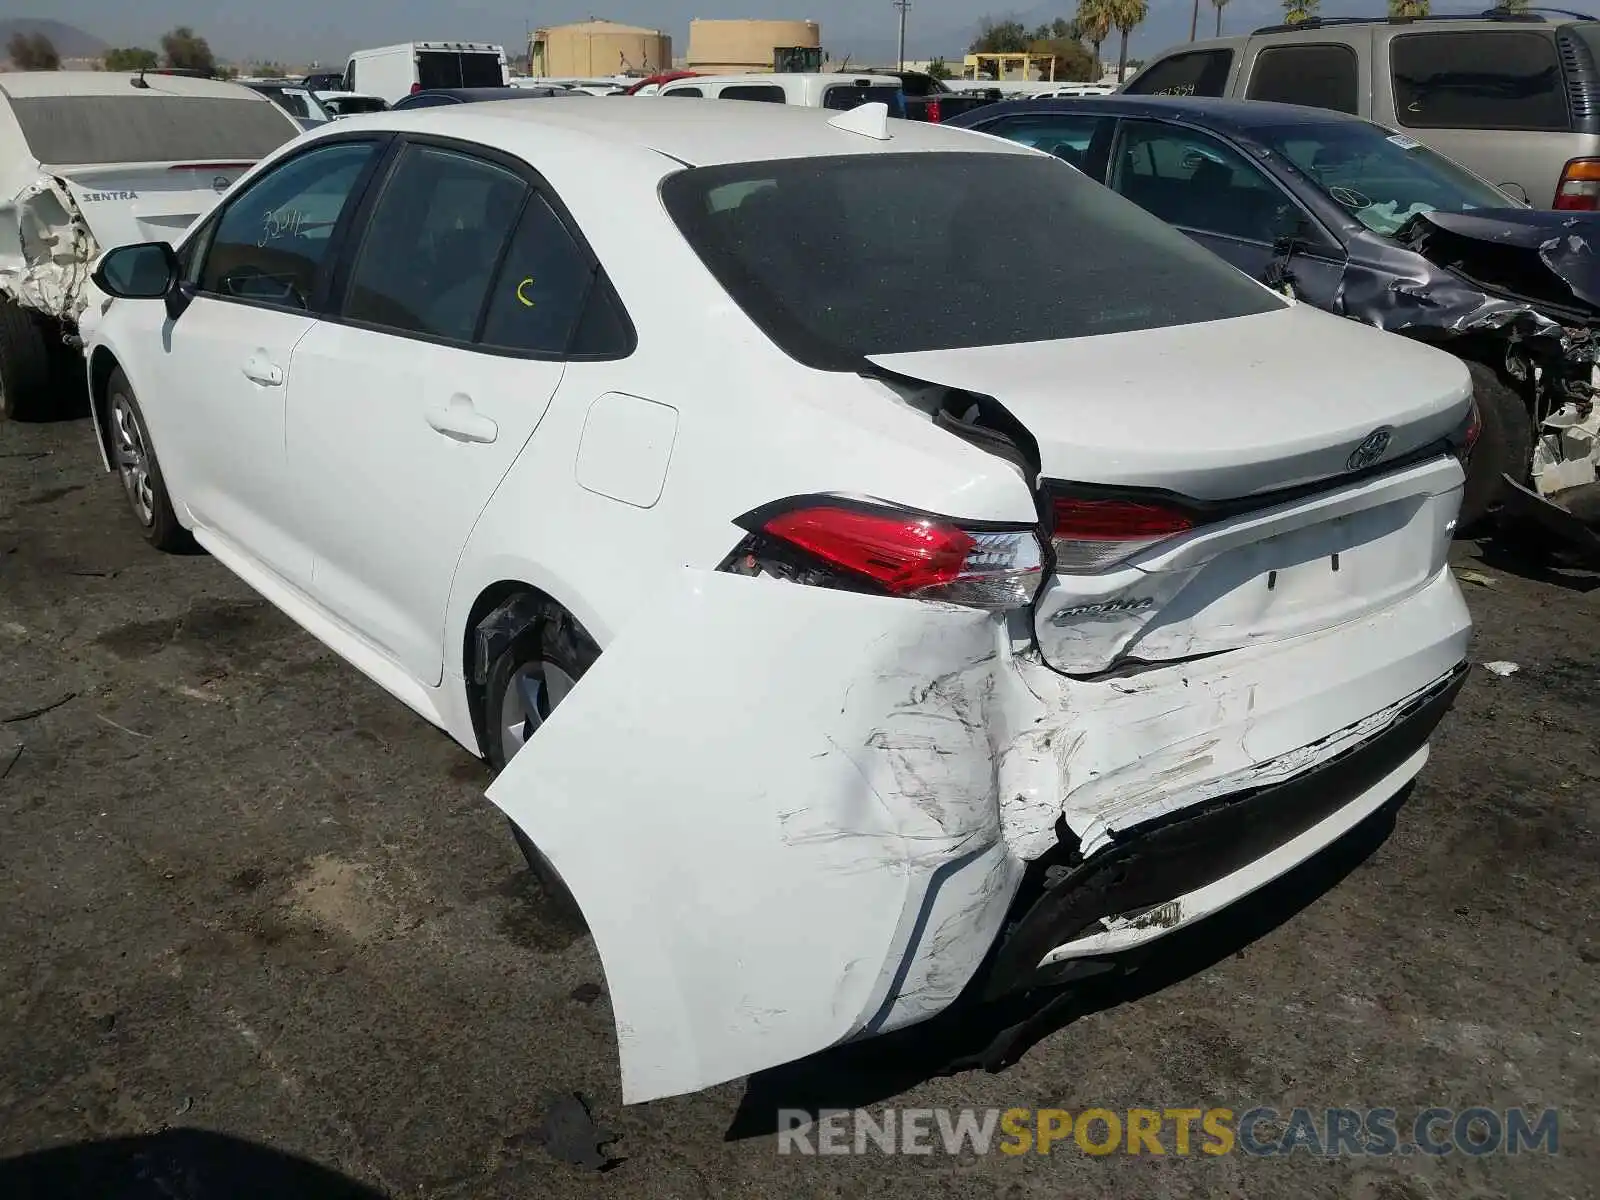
[1256,120,1512,235]
[661,152,1282,369]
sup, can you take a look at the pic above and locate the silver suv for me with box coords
[1123,11,1600,210]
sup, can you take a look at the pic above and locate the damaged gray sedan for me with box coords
[954,96,1600,551]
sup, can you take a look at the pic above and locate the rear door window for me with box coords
[1123,49,1234,97]
[1247,44,1360,114]
[720,84,787,103]
[343,144,528,342]
[1391,31,1568,131]
[416,50,505,89]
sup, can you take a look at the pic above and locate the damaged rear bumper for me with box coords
[485,564,1470,1103]
[976,662,1467,1001]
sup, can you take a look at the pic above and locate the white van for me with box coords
[341,42,508,105]
[657,73,905,112]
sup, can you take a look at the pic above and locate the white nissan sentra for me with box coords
[82,99,1475,1104]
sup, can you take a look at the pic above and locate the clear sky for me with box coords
[30,0,1600,67]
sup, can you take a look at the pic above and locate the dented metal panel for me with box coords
[0,176,96,323]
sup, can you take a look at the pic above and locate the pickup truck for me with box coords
[861,69,1002,122]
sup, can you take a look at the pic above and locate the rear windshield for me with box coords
[417,50,505,90]
[661,151,1282,369]
[822,83,903,112]
[6,95,297,166]
[1390,31,1568,131]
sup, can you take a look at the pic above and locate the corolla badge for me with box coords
[1346,426,1393,471]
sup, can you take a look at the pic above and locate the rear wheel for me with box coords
[483,603,599,921]
[0,300,54,422]
[1458,358,1533,532]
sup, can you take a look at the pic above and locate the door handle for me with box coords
[425,394,498,444]
[241,355,284,387]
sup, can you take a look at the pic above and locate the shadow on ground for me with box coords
[0,1129,386,1199]
[726,788,1411,1141]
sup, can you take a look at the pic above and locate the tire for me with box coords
[1458,358,1534,532]
[0,299,54,422]
[483,603,599,921]
[105,368,190,552]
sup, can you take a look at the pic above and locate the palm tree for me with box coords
[1074,0,1113,78]
[1282,0,1321,23]
[1108,0,1149,83]
[1211,0,1232,35]
[1389,0,1429,16]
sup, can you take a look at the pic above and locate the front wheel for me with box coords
[105,368,190,552]
[1458,358,1533,532]
[483,604,599,921]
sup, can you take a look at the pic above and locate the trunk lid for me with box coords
[56,163,250,248]
[867,304,1472,675]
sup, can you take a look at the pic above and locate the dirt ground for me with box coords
[1,410,1596,1199]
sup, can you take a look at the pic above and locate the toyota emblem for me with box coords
[1346,427,1393,471]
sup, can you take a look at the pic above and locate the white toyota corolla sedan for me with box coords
[83,99,1475,1104]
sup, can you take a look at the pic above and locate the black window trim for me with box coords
[320,131,637,362]
[1245,41,1362,114]
[185,132,396,319]
[1387,28,1571,133]
[1108,117,1343,258]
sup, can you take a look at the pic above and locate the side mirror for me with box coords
[92,241,179,300]
[92,241,191,321]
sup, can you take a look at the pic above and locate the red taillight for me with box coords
[926,98,941,123]
[411,81,422,93]
[748,503,1042,610]
[1050,497,1194,572]
[1554,158,1600,210]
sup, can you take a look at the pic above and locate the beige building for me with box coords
[530,20,671,77]
[686,18,821,74]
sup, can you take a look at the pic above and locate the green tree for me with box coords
[1389,0,1428,16]
[1211,0,1233,36]
[7,32,60,70]
[969,18,1031,54]
[1028,32,1095,81]
[1282,0,1321,23]
[161,26,216,74]
[1107,0,1149,82]
[1074,0,1114,77]
[926,57,953,80]
[104,46,160,71]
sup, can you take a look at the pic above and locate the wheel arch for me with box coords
[87,345,121,471]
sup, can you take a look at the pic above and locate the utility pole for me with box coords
[1190,0,1201,40]
[893,0,910,71]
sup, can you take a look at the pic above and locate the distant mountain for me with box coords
[0,18,108,60]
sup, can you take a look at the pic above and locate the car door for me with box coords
[964,111,1117,179]
[284,139,602,686]
[1107,119,1347,306]
[155,136,386,584]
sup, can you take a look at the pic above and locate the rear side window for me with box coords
[5,95,296,166]
[720,84,787,103]
[1391,31,1567,131]
[661,151,1282,370]
[478,194,598,354]
[1124,49,1234,97]
[975,113,1114,177]
[1247,44,1359,114]
[663,86,703,98]
[345,145,527,342]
